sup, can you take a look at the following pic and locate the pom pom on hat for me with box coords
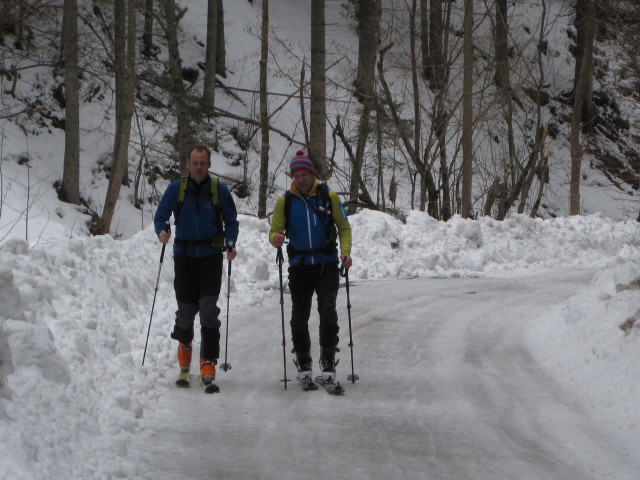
[290,150,315,175]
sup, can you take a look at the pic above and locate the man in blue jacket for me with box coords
[154,145,239,390]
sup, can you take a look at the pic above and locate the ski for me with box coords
[175,369,190,387]
[315,375,345,395]
[297,375,319,391]
[200,376,220,394]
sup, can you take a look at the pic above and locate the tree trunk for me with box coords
[348,88,374,214]
[569,0,595,215]
[202,0,219,111]
[349,0,380,214]
[143,0,154,56]
[425,0,444,90]
[530,144,550,218]
[310,0,328,179]
[376,100,385,208]
[574,0,596,129]
[409,0,426,211]
[100,0,136,234]
[420,0,428,82]
[299,64,309,145]
[422,153,439,218]
[494,0,509,90]
[436,107,451,220]
[493,0,517,218]
[257,0,269,218]
[518,3,548,215]
[162,0,191,166]
[353,0,378,104]
[216,0,226,77]
[461,0,474,218]
[60,0,80,205]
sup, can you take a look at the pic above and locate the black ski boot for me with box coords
[294,354,317,390]
[320,348,337,383]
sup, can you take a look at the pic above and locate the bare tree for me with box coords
[421,0,455,219]
[161,0,192,166]
[309,0,329,179]
[460,0,474,218]
[494,0,509,91]
[574,0,596,128]
[60,0,80,205]
[99,0,136,234]
[258,0,269,218]
[570,0,595,214]
[142,0,154,56]
[353,0,379,103]
[422,0,445,90]
[215,1,226,77]
[202,0,219,111]
[378,41,437,216]
[347,0,381,214]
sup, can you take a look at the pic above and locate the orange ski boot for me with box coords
[175,343,192,387]
[199,359,219,393]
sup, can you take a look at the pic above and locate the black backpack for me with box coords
[284,183,338,256]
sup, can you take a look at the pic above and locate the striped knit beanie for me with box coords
[290,150,315,175]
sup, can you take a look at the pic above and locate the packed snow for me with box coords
[1,211,640,479]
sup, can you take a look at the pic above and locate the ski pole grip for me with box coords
[159,221,170,263]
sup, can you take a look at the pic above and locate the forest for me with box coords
[1,0,639,237]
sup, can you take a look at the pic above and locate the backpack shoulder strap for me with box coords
[317,183,331,205]
[210,177,224,248]
[210,176,220,209]
[317,183,334,224]
[175,177,222,234]
[175,176,189,224]
[284,184,334,234]
[284,191,294,234]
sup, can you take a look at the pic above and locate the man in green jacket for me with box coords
[269,150,352,384]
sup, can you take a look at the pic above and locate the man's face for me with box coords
[187,150,211,183]
[292,170,314,194]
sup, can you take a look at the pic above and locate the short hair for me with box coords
[187,145,211,162]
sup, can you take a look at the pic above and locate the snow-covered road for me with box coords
[129,269,638,480]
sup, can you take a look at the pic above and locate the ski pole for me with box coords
[142,226,169,366]
[341,266,359,383]
[220,251,232,372]
[276,247,289,389]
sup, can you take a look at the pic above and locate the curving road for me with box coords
[130,269,638,480]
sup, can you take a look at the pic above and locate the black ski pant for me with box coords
[288,262,340,362]
[171,253,223,361]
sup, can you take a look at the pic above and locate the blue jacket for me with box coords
[269,180,352,267]
[154,176,239,258]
